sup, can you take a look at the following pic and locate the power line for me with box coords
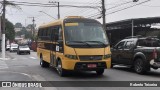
[141,4,160,7]
[62,0,99,17]
[106,0,151,15]
[106,1,132,11]
[7,1,100,9]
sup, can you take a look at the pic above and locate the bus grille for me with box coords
[79,55,103,61]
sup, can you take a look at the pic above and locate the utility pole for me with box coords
[57,2,60,19]
[2,0,6,59]
[32,17,35,41]
[49,1,60,19]
[131,19,134,37]
[28,17,35,41]
[102,0,106,30]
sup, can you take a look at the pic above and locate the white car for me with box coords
[17,45,30,55]
[6,45,10,51]
[10,44,18,52]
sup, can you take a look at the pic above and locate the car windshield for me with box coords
[19,46,29,48]
[64,22,109,46]
[137,38,160,47]
[11,44,18,47]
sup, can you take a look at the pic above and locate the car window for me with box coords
[11,44,18,47]
[124,41,134,49]
[115,41,125,49]
[137,39,160,47]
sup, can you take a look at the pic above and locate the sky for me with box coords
[1,0,160,28]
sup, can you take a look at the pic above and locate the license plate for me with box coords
[87,64,97,68]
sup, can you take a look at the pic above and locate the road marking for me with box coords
[29,57,37,59]
[0,60,8,69]
[0,58,10,60]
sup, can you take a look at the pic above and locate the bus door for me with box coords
[50,26,63,67]
[55,25,63,61]
[50,26,58,67]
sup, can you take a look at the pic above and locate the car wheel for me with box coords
[57,60,67,77]
[28,52,30,55]
[40,56,49,67]
[96,69,104,75]
[134,58,147,74]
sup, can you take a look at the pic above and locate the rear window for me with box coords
[137,39,160,47]
[19,46,29,48]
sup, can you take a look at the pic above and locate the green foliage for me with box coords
[15,27,33,39]
[5,19,15,40]
[15,23,22,28]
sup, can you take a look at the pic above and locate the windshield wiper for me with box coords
[66,41,91,47]
[86,41,108,47]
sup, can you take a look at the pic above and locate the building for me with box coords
[106,16,160,46]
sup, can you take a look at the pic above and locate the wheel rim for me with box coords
[135,60,143,73]
[40,57,43,65]
[57,61,62,74]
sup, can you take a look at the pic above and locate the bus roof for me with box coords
[38,16,99,29]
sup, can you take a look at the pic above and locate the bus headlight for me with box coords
[104,54,111,59]
[65,55,78,60]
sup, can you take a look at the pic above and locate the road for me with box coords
[0,51,160,90]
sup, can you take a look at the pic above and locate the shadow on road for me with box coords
[46,67,107,79]
[112,66,160,77]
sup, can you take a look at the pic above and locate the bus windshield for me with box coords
[64,22,109,47]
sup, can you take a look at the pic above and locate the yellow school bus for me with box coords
[37,16,111,76]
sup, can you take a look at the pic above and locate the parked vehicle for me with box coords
[31,41,37,52]
[111,36,160,74]
[6,44,10,51]
[17,45,30,55]
[10,43,18,52]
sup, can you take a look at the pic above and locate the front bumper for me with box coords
[61,58,111,71]
[150,59,160,68]
[19,50,30,53]
[74,62,106,71]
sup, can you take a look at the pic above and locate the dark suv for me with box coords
[111,36,160,74]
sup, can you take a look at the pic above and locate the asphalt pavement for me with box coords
[0,51,160,90]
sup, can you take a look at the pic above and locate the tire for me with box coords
[111,64,114,68]
[40,56,49,68]
[28,52,30,55]
[57,60,67,77]
[134,58,147,74]
[96,69,104,75]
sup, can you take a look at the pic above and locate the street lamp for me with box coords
[39,11,56,20]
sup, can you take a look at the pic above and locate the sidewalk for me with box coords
[0,52,10,60]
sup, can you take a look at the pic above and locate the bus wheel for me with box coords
[96,69,104,75]
[57,60,66,77]
[40,56,49,68]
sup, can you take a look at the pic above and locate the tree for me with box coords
[0,1,21,40]
[5,19,15,40]
[15,23,22,28]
